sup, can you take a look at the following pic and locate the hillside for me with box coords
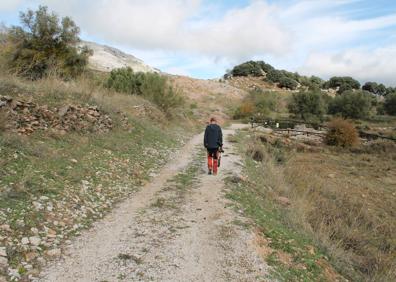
[81,41,159,73]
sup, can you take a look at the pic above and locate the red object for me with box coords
[207,151,219,175]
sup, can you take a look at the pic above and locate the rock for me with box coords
[0,247,6,257]
[21,237,29,245]
[0,257,8,270]
[0,225,11,233]
[45,248,61,258]
[58,106,70,117]
[31,227,39,235]
[36,257,46,266]
[328,173,335,179]
[29,236,41,246]
[24,252,37,262]
[32,201,43,210]
[277,196,291,206]
[71,159,78,164]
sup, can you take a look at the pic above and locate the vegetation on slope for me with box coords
[227,130,396,281]
[1,6,91,80]
[0,6,199,281]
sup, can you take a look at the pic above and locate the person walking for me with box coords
[204,117,223,175]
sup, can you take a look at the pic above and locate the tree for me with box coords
[362,82,388,96]
[266,69,284,83]
[231,61,264,76]
[384,93,396,115]
[328,90,372,119]
[278,76,298,90]
[3,6,91,79]
[287,90,326,121]
[326,76,360,94]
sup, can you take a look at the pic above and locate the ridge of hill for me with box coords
[81,41,159,73]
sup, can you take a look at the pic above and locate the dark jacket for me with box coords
[204,124,223,149]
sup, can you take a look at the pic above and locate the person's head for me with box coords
[210,117,217,124]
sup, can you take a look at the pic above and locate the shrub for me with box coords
[231,61,263,76]
[278,76,298,90]
[140,73,184,114]
[384,92,396,115]
[234,90,279,119]
[325,118,359,147]
[233,101,255,119]
[231,60,274,77]
[106,67,144,94]
[287,90,326,121]
[265,69,284,83]
[105,67,183,114]
[2,6,91,80]
[328,90,372,119]
[246,144,265,162]
[362,82,388,96]
[325,76,361,94]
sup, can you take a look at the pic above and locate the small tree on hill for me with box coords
[384,93,396,115]
[328,90,372,119]
[362,82,388,96]
[3,6,91,79]
[326,76,361,94]
[278,76,298,90]
[287,90,326,121]
[231,61,263,76]
[105,67,184,114]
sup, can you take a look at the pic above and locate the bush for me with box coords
[231,60,274,77]
[105,67,183,114]
[278,76,298,90]
[265,69,284,83]
[231,61,263,76]
[2,6,91,80]
[106,67,144,94]
[287,90,326,121]
[234,90,279,119]
[325,118,359,147]
[362,82,388,96]
[326,76,361,94]
[328,90,372,119]
[233,101,255,119]
[140,73,184,114]
[384,92,396,115]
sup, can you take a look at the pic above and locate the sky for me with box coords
[1,0,396,86]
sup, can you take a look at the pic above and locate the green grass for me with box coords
[0,71,198,275]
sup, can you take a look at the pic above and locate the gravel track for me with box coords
[39,124,269,282]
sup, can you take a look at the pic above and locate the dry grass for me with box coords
[0,110,7,132]
[242,132,396,281]
[283,143,396,280]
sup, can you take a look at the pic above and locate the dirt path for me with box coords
[39,124,269,282]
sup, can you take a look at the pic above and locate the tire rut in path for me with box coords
[39,124,269,282]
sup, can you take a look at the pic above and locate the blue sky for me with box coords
[1,0,396,85]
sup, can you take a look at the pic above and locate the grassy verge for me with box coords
[226,129,396,281]
[225,131,346,282]
[0,73,198,280]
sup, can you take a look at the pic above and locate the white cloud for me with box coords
[36,0,290,58]
[4,0,396,84]
[301,45,396,86]
[0,0,23,12]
